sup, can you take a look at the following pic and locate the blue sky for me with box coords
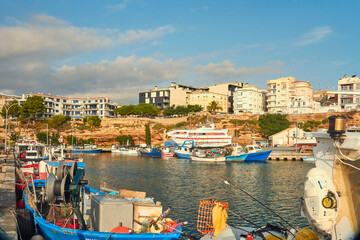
[0,0,359,104]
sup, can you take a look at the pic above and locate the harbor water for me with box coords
[83,153,314,237]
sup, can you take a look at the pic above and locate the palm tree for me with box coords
[207,101,222,115]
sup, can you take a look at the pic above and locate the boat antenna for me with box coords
[222,177,297,230]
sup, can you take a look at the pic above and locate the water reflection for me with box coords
[82,153,313,237]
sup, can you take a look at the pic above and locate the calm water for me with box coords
[82,153,313,237]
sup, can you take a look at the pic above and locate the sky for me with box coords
[0,0,359,104]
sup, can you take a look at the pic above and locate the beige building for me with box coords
[269,127,306,147]
[207,82,244,113]
[26,93,118,118]
[233,85,266,114]
[0,93,22,110]
[289,81,314,114]
[267,77,315,114]
[139,82,200,109]
[189,91,228,114]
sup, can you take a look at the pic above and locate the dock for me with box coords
[0,154,16,239]
[267,148,313,161]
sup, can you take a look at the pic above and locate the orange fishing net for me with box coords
[197,199,228,235]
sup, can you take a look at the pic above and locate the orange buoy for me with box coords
[111,226,132,234]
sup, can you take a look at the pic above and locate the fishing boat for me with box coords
[167,122,232,147]
[174,140,194,159]
[15,138,48,161]
[139,147,162,157]
[161,147,175,157]
[72,144,102,154]
[190,148,227,162]
[225,145,271,162]
[19,161,182,240]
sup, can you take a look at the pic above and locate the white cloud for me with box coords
[194,60,283,80]
[0,15,175,60]
[118,25,175,44]
[294,26,332,46]
[0,56,188,104]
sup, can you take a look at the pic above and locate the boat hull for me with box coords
[174,152,190,159]
[72,149,102,154]
[225,150,271,162]
[191,156,226,162]
[139,149,161,157]
[24,183,181,240]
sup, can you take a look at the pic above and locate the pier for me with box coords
[0,154,16,239]
[267,148,313,161]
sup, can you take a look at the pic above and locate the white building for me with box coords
[233,85,266,114]
[25,93,118,118]
[337,74,360,111]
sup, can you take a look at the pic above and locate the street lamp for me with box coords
[4,103,19,154]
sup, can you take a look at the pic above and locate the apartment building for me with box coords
[0,93,22,109]
[207,82,244,113]
[189,91,228,114]
[289,81,314,114]
[26,93,117,118]
[138,82,200,109]
[337,74,360,110]
[267,77,295,113]
[233,85,266,114]
[267,77,315,114]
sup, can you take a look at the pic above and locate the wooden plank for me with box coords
[119,189,146,199]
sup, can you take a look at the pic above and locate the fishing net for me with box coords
[197,199,228,235]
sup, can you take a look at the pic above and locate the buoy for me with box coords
[247,233,254,240]
[111,226,132,234]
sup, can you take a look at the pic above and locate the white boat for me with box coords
[167,122,232,147]
[190,148,226,162]
[300,116,359,239]
[15,138,47,161]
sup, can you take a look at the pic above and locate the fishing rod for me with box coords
[222,177,297,230]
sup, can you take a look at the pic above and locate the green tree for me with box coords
[115,135,133,145]
[36,132,47,144]
[48,114,71,132]
[86,116,101,128]
[258,114,290,137]
[145,123,151,147]
[21,96,46,121]
[136,103,160,116]
[1,100,21,118]
[207,101,222,115]
[163,106,176,116]
[66,135,78,145]
[187,104,203,113]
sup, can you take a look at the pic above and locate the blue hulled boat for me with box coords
[174,140,194,159]
[139,148,162,157]
[72,144,102,154]
[225,145,271,162]
[24,181,181,240]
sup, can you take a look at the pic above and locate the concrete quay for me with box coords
[0,154,17,239]
[266,148,313,161]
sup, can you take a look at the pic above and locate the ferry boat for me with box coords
[167,122,232,147]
